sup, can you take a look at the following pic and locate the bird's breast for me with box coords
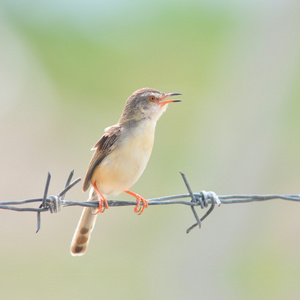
[93,120,156,195]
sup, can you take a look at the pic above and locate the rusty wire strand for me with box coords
[0,170,299,233]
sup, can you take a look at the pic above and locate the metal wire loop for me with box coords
[198,190,209,208]
[48,195,61,213]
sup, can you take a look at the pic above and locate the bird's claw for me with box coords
[94,198,109,214]
[133,196,148,215]
[124,190,148,215]
[92,182,109,215]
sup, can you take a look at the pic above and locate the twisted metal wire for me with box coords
[0,170,299,233]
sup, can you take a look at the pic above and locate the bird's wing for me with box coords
[82,125,122,192]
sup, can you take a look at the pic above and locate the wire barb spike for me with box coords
[35,171,81,233]
[180,172,202,229]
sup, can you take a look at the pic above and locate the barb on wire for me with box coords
[0,170,81,233]
[180,171,202,230]
[0,170,299,234]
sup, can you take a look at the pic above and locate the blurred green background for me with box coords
[1,0,300,299]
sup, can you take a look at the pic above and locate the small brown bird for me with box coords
[70,88,181,256]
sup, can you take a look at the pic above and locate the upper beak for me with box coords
[159,92,182,106]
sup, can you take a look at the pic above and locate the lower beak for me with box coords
[159,92,182,106]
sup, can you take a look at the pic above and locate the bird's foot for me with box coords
[92,182,109,214]
[124,190,148,215]
[95,197,109,214]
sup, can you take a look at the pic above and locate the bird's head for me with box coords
[119,88,181,124]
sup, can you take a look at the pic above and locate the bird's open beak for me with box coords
[159,93,182,106]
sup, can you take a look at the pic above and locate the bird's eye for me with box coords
[148,95,156,102]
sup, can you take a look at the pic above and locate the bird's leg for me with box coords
[124,190,148,215]
[92,182,109,214]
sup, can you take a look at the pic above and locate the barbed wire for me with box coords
[0,170,299,233]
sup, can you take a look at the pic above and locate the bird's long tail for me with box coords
[70,188,100,256]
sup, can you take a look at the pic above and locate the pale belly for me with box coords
[91,124,155,195]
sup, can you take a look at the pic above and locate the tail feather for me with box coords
[70,188,99,256]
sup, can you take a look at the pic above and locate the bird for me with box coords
[70,87,181,256]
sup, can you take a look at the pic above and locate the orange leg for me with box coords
[124,190,148,215]
[92,182,109,214]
